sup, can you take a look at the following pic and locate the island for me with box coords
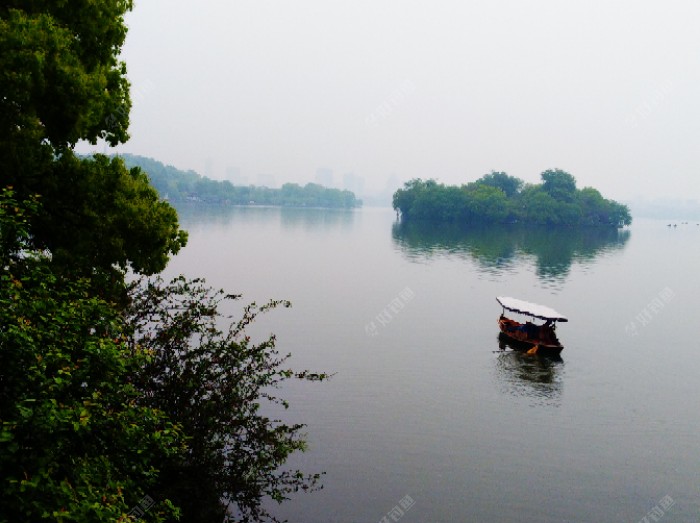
[119,154,362,209]
[392,169,631,227]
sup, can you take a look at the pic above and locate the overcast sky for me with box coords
[78,0,700,200]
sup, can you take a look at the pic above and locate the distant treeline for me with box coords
[393,169,631,227]
[118,154,362,209]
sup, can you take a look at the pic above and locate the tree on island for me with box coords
[1,2,326,522]
[478,171,523,198]
[541,169,577,202]
[393,169,631,227]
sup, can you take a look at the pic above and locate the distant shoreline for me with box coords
[168,200,362,211]
[115,153,363,210]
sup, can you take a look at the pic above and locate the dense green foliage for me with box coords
[39,153,187,277]
[120,154,362,209]
[0,2,131,153]
[393,169,632,227]
[0,190,185,523]
[1,2,326,522]
[1,3,187,278]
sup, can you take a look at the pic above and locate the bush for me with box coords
[126,276,330,523]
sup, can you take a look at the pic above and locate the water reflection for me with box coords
[172,202,280,228]
[172,203,356,231]
[494,337,565,407]
[392,221,630,284]
[279,207,355,231]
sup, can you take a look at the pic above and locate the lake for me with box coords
[163,206,700,523]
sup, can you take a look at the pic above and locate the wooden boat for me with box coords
[496,296,568,355]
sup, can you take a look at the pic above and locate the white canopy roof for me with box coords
[496,296,568,322]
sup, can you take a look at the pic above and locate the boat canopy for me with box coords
[496,296,568,322]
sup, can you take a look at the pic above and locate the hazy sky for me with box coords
[78,0,700,200]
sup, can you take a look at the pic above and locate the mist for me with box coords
[78,0,700,203]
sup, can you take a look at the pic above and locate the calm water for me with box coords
[164,206,700,523]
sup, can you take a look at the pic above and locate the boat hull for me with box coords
[498,317,564,355]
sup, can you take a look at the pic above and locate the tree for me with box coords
[577,187,607,225]
[540,169,577,202]
[394,179,510,224]
[463,184,510,222]
[2,3,328,522]
[0,190,185,523]
[38,153,187,278]
[476,171,523,198]
[577,187,632,227]
[0,3,187,281]
[0,2,131,152]
[518,185,560,224]
[604,199,632,227]
[393,171,630,227]
[126,276,329,523]
[393,179,437,219]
